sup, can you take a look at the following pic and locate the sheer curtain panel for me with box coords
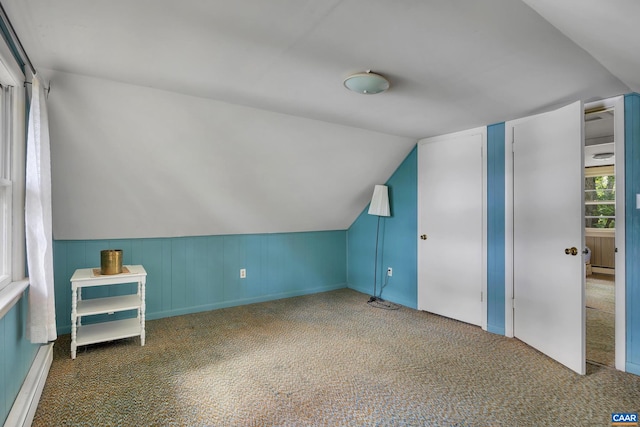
[25,75,56,343]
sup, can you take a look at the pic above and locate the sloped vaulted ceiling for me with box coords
[4,0,631,138]
[1,0,634,238]
[522,0,640,94]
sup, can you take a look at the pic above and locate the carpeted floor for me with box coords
[34,288,639,426]
[586,275,615,367]
[586,275,615,314]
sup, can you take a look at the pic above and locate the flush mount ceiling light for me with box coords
[592,152,614,160]
[343,70,390,94]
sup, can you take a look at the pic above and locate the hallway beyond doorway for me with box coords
[586,273,615,367]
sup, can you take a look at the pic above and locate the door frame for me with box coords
[417,126,487,331]
[504,96,626,371]
[584,96,626,371]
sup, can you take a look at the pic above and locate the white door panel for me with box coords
[512,101,585,375]
[418,131,484,327]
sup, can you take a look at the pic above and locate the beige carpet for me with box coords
[586,275,615,367]
[34,289,639,426]
[586,275,615,314]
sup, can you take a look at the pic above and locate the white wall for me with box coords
[44,70,416,240]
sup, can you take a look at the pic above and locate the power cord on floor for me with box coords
[367,274,400,310]
[367,297,400,310]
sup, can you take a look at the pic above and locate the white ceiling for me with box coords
[2,0,635,140]
[2,0,638,238]
[522,0,640,96]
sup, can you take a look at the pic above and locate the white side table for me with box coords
[70,265,147,359]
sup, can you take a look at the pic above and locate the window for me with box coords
[0,33,25,293]
[0,85,13,289]
[585,165,615,230]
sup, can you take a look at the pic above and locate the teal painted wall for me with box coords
[0,293,39,425]
[487,123,506,335]
[347,146,418,308]
[625,93,640,375]
[53,230,347,334]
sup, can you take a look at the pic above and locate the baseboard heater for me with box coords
[592,266,615,275]
[4,343,53,427]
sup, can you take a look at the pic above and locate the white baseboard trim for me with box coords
[4,343,53,427]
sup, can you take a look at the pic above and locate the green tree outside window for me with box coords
[585,175,615,228]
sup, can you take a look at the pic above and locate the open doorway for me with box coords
[504,98,625,374]
[584,107,616,367]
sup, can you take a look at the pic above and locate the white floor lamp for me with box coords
[368,185,390,302]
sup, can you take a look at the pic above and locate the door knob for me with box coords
[420,234,428,240]
[564,247,578,256]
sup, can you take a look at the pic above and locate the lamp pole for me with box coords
[370,215,381,302]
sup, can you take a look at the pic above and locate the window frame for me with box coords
[584,164,615,233]
[0,38,26,292]
[0,85,12,288]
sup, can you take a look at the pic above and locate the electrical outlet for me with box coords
[240,268,246,279]
[387,267,392,277]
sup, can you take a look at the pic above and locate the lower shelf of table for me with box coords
[75,318,142,346]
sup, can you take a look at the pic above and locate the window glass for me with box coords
[584,174,615,229]
[0,85,10,288]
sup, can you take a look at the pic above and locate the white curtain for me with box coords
[25,75,56,343]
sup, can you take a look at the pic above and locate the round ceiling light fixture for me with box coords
[343,70,390,94]
[592,152,614,160]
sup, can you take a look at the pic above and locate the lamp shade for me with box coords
[368,185,390,217]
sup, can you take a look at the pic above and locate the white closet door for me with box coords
[511,101,585,375]
[418,130,484,326]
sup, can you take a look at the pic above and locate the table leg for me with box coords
[140,278,146,346]
[71,285,78,359]
[77,288,82,326]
